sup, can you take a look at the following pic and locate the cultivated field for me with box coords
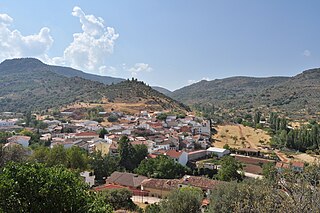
[213,124,271,150]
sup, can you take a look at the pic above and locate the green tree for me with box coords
[66,146,89,171]
[156,113,167,121]
[25,111,32,127]
[46,145,68,167]
[90,151,120,180]
[0,162,112,213]
[118,136,136,171]
[99,128,108,139]
[101,188,139,211]
[0,144,28,168]
[135,155,186,179]
[133,144,148,168]
[107,114,118,122]
[145,203,161,213]
[0,132,12,144]
[29,146,49,163]
[223,144,230,149]
[262,162,277,181]
[159,187,203,213]
[217,156,243,181]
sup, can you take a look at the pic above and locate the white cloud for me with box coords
[0,7,152,78]
[99,65,117,76]
[187,79,197,85]
[0,13,53,61]
[126,63,152,77]
[52,6,119,73]
[187,77,211,85]
[303,49,311,57]
[0,14,13,24]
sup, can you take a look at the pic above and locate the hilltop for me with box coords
[171,70,320,116]
[0,58,189,113]
[0,58,124,85]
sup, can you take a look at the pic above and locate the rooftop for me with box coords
[105,171,148,188]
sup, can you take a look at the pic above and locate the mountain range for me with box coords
[171,69,320,116]
[0,58,189,113]
[1,57,319,116]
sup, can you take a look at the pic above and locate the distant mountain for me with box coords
[171,70,320,115]
[152,86,173,96]
[0,58,124,85]
[0,58,189,113]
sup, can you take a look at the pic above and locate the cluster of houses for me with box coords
[93,170,223,207]
[1,110,306,199]
[24,111,231,166]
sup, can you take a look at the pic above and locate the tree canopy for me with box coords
[145,187,203,213]
[216,156,243,181]
[208,164,320,212]
[0,162,112,213]
[135,155,187,179]
[118,136,148,171]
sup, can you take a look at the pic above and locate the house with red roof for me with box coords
[74,132,99,139]
[164,150,188,166]
[275,161,304,173]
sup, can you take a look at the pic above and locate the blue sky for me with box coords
[1,1,320,90]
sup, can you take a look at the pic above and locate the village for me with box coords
[0,108,307,210]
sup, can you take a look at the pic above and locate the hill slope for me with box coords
[152,86,173,96]
[0,58,189,113]
[172,70,320,115]
[0,58,124,85]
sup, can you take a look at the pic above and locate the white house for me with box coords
[7,136,31,147]
[164,150,188,166]
[80,171,95,187]
[192,120,211,135]
[207,147,230,158]
[0,119,17,127]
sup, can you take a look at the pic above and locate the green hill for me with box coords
[0,58,189,113]
[171,70,320,116]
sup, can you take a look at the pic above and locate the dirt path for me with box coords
[237,125,258,149]
[275,151,289,163]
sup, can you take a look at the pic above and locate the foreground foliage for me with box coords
[0,163,112,213]
[208,164,320,213]
[145,187,203,213]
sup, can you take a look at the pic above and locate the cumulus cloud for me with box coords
[0,13,53,61]
[126,63,152,77]
[303,49,311,57]
[0,7,152,78]
[52,6,119,72]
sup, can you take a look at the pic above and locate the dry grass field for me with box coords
[292,153,320,164]
[61,98,170,115]
[213,124,271,150]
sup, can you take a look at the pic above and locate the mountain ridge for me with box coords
[0,58,124,85]
[171,69,320,116]
[0,58,189,113]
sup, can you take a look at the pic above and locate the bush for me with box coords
[107,114,118,122]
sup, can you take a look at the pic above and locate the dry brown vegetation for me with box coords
[213,124,271,150]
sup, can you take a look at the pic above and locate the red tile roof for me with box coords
[276,162,290,169]
[165,150,184,159]
[291,161,304,168]
[141,178,180,190]
[179,176,223,190]
[75,132,98,137]
[105,172,148,188]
